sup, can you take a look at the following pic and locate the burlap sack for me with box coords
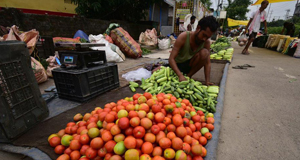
[46,56,60,77]
[31,57,47,83]
[139,28,158,46]
[5,25,39,54]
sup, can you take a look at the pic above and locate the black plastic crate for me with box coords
[0,41,49,142]
[52,63,119,102]
[36,36,55,59]
[59,50,107,69]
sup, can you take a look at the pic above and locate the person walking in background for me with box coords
[187,16,196,31]
[242,0,269,55]
[281,22,295,37]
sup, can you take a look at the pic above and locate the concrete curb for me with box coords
[0,144,51,160]
[205,62,229,160]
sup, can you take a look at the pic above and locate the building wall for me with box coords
[0,8,158,40]
[152,2,170,26]
[0,0,77,14]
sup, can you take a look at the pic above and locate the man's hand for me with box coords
[206,82,214,86]
[179,75,187,82]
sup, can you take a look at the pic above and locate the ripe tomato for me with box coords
[79,134,90,145]
[133,126,146,139]
[49,136,61,147]
[85,147,97,159]
[54,145,65,155]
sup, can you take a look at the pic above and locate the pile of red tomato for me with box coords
[48,92,215,160]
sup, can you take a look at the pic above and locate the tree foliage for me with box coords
[71,0,163,22]
[267,19,285,27]
[225,0,251,20]
[200,0,212,9]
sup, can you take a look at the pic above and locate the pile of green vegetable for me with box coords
[129,66,219,113]
[211,37,231,53]
[141,47,152,55]
[210,48,234,61]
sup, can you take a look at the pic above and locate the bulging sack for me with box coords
[158,38,170,50]
[46,56,60,77]
[110,27,142,58]
[5,25,39,54]
[31,57,47,84]
[294,40,300,58]
[139,28,158,46]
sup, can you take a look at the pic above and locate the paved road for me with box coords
[217,42,300,160]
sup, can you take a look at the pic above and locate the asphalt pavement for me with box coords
[217,42,300,160]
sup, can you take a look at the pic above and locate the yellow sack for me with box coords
[265,34,276,48]
[270,35,289,48]
[282,37,298,54]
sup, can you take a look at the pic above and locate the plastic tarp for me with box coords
[227,18,249,27]
[252,0,296,5]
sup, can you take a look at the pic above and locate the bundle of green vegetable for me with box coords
[215,37,230,44]
[211,42,230,52]
[129,66,219,113]
[210,48,234,62]
[141,47,152,55]
[211,37,231,53]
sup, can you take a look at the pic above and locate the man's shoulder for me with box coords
[178,31,188,40]
[250,11,257,19]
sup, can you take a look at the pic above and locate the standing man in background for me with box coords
[281,22,295,37]
[187,16,196,31]
[242,0,269,55]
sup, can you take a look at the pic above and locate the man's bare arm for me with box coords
[264,21,267,34]
[281,28,285,34]
[187,24,192,31]
[169,32,187,81]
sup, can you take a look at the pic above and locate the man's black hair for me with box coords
[261,0,269,5]
[190,16,196,21]
[284,22,288,26]
[197,16,219,32]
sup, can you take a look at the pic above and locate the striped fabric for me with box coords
[110,27,142,58]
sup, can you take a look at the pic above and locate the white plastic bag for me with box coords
[122,68,152,81]
[238,34,248,42]
[89,34,125,62]
[158,38,171,50]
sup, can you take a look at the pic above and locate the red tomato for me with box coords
[54,145,65,155]
[69,140,81,150]
[85,147,97,159]
[70,150,80,160]
[133,126,146,139]
[80,145,89,156]
[49,136,61,147]
[79,134,90,145]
